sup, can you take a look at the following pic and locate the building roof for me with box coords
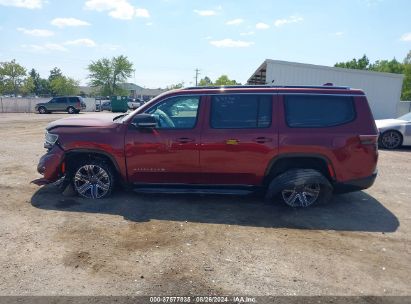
[248,59,404,85]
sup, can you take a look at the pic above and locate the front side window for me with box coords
[210,94,272,129]
[284,95,356,128]
[145,96,200,129]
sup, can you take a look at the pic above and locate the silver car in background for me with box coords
[376,112,411,149]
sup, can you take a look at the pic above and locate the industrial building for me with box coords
[248,59,404,119]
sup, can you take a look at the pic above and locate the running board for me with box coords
[132,185,257,195]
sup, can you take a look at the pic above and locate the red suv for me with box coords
[37,85,378,207]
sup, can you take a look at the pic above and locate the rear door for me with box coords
[199,93,279,185]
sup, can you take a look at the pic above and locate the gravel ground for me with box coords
[0,113,410,296]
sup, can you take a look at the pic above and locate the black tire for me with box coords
[67,106,76,114]
[265,169,333,208]
[70,160,114,199]
[379,130,403,149]
[38,106,47,114]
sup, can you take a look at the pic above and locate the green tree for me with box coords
[88,55,134,96]
[369,58,404,74]
[198,76,213,86]
[20,77,35,96]
[29,68,43,95]
[335,55,370,70]
[38,78,51,96]
[402,51,411,100]
[48,67,62,82]
[50,76,79,96]
[166,82,184,90]
[0,59,27,95]
[214,75,241,86]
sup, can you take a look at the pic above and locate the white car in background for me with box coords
[127,99,143,110]
[376,112,411,149]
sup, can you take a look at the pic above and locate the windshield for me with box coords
[397,112,411,121]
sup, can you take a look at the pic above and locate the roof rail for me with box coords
[183,85,350,90]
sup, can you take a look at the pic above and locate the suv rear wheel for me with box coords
[266,169,332,208]
[72,160,114,199]
[67,106,76,114]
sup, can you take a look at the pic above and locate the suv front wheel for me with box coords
[72,160,114,199]
[266,169,332,208]
[38,106,47,114]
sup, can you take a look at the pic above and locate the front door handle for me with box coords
[226,139,239,145]
[253,137,272,143]
[176,137,194,143]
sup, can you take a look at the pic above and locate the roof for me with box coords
[171,85,365,96]
[248,59,405,85]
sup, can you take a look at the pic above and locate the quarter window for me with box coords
[146,96,200,129]
[210,94,272,129]
[284,95,356,128]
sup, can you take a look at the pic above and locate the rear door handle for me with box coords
[175,137,195,143]
[253,137,272,143]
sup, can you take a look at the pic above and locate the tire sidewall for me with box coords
[380,130,402,149]
[71,160,114,199]
[38,107,46,114]
[67,107,75,114]
[266,169,333,208]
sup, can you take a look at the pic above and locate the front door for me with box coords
[125,95,204,184]
[199,94,279,185]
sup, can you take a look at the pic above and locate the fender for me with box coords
[264,153,336,180]
[64,148,122,174]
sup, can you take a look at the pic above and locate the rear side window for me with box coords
[56,97,67,103]
[284,95,355,128]
[211,94,272,129]
[68,97,79,103]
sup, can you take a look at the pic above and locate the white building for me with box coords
[248,59,404,119]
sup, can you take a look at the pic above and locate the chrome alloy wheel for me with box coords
[73,164,111,199]
[281,183,321,207]
[381,131,402,149]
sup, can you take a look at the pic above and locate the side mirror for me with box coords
[131,114,157,128]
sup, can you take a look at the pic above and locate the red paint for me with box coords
[37,86,378,191]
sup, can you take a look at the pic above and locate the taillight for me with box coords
[359,134,378,145]
[77,101,81,108]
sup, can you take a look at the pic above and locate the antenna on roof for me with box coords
[323,82,334,86]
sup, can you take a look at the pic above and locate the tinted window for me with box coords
[211,94,272,129]
[68,97,78,103]
[146,96,200,129]
[284,95,355,128]
[56,97,67,103]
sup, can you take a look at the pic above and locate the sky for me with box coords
[0,0,410,88]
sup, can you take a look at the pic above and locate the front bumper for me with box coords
[37,146,65,183]
[333,171,378,193]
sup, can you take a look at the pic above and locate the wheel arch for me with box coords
[263,153,335,186]
[63,149,122,180]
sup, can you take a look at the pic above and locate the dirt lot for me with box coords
[0,113,410,296]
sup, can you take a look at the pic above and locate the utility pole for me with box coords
[194,68,200,86]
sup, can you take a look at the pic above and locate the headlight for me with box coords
[44,131,59,149]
